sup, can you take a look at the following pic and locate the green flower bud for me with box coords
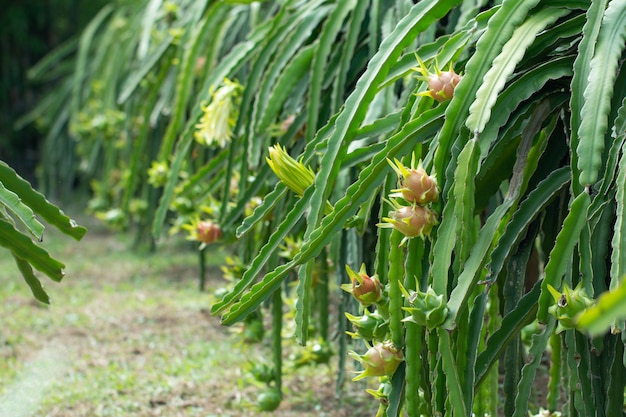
[401,285,448,329]
[267,144,315,197]
[266,145,334,214]
[345,310,389,341]
[547,283,594,333]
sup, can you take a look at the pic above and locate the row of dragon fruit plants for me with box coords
[14,0,626,415]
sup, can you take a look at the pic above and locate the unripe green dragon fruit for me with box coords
[256,388,282,411]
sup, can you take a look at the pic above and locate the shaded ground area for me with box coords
[0,219,372,416]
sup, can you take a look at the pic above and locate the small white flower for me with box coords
[529,408,562,417]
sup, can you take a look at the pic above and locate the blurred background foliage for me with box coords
[0,0,108,185]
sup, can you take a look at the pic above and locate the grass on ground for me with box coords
[0,216,372,417]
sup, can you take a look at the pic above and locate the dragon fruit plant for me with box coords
[30,0,626,415]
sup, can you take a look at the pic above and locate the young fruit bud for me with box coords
[401,285,448,329]
[413,55,462,102]
[183,218,222,249]
[348,341,403,381]
[248,362,276,384]
[196,220,222,244]
[340,264,384,307]
[378,200,437,244]
[345,310,389,341]
[256,388,282,412]
[388,156,438,205]
[147,160,169,187]
[426,70,461,102]
[290,339,333,368]
[548,283,594,334]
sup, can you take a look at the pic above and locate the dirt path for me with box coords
[0,227,372,416]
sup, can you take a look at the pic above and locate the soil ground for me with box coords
[0,218,373,417]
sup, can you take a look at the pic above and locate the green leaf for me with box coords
[0,217,65,282]
[13,255,51,304]
[444,200,513,330]
[157,4,228,160]
[430,179,457,296]
[611,127,626,293]
[257,43,316,133]
[488,167,570,282]
[439,329,468,416]
[577,277,626,337]
[512,318,556,417]
[27,36,79,81]
[220,106,445,325]
[444,105,543,329]
[252,5,331,135]
[294,259,314,344]
[453,137,479,271]
[117,37,172,104]
[331,0,368,110]
[70,4,114,127]
[434,0,541,180]
[577,0,626,186]
[466,7,569,134]
[137,0,164,60]
[569,0,610,193]
[537,190,591,322]
[464,291,487,414]
[0,180,44,239]
[479,56,574,153]
[0,162,86,240]
[305,0,357,141]
[475,282,541,386]
[239,2,324,168]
